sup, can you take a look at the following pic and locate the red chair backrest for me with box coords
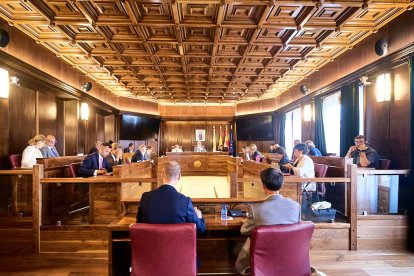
[314,163,328,178]
[68,163,81,177]
[129,223,196,276]
[378,159,391,170]
[250,221,315,276]
[8,154,22,169]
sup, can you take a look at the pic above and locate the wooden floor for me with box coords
[0,250,414,275]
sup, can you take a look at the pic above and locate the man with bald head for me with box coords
[40,134,60,157]
[136,161,206,234]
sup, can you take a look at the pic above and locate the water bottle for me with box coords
[221,204,228,220]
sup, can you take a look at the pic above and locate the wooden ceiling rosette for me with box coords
[0,0,412,104]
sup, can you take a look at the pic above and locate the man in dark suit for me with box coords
[105,142,123,166]
[123,143,135,153]
[131,144,149,162]
[136,161,206,235]
[79,142,112,177]
[40,134,60,157]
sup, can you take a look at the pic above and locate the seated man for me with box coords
[40,134,60,157]
[305,140,322,156]
[79,142,112,177]
[171,144,183,152]
[131,144,148,162]
[242,145,250,161]
[105,142,123,166]
[137,161,206,235]
[123,143,135,153]
[194,141,207,152]
[249,144,262,162]
[236,168,301,275]
[345,135,378,168]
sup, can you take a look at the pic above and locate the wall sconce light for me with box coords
[0,68,9,98]
[376,73,391,102]
[303,104,312,122]
[80,102,89,120]
[10,76,20,86]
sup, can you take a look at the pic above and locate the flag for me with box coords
[218,125,223,147]
[224,125,230,149]
[229,124,235,156]
[212,126,217,152]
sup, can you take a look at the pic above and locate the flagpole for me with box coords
[212,126,217,152]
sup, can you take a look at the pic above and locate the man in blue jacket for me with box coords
[79,142,112,177]
[136,161,206,235]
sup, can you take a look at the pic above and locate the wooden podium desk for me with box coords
[166,152,228,176]
[108,214,245,275]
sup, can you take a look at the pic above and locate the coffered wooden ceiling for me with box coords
[0,1,412,104]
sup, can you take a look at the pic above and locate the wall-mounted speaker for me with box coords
[300,85,309,95]
[81,82,92,92]
[375,38,388,56]
[0,29,10,48]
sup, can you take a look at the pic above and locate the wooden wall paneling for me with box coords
[64,100,79,156]
[104,115,116,143]
[56,100,64,155]
[8,86,36,155]
[389,65,411,169]
[78,114,86,155]
[0,98,9,168]
[96,113,105,143]
[160,121,232,155]
[87,108,97,152]
[365,81,391,160]
[38,92,57,143]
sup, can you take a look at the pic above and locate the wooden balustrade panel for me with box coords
[39,156,86,225]
[114,161,153,201]
[90,183,118,224]
[12,175,33,216]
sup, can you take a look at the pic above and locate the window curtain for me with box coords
[408,56,414,250]
[278,113,286,149]
[340,81,359,157]
[314,96,327,155]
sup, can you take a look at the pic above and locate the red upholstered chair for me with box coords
[378,159,391,170]
[68,163,81,177]
[250,221,315,276]
[129,223,196,276]
[8,154,22,169]
[314,163,329,200]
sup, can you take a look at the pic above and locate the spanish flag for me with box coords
[218,125,223,147]
[212,126,217,152]
[224,125,230,149]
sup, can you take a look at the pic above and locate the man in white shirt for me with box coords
[194,141,207,152]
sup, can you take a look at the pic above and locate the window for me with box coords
[322,92,341,156]
[285,107,301,158]
[358,84,364,135]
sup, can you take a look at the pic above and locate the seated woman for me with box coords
[273,147,290,173]
[283,143,316,218]
[21,134,46,168]
[283,143,315,191]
